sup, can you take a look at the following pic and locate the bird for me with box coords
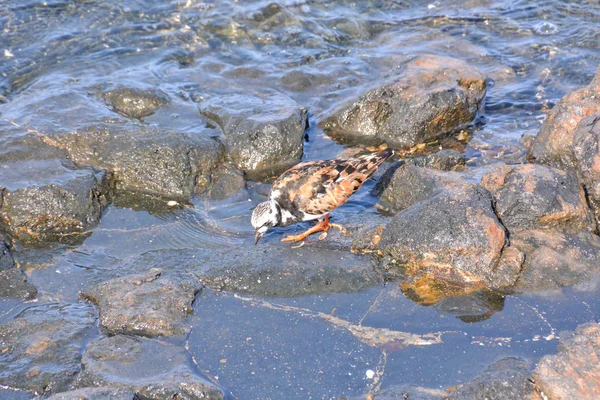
[251,148,394,244]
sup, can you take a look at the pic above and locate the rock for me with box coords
[510,229,600,292]
[377,183,508,288]
[572,114,600,225]
[321,54,486,149]
[208,163,246,200]
[101,86,168,119]
[196,244,381,297]
[199,91,307,180]
[528,66,600,169]
[0,240,37,299]
[376,165,467,212]
[404,149,467,171]
[0,160,112,243]
[481,163,595,231]
[45,387,135,400]
[351,385,446,399]
[533,322,600,399]
[76,335,225,399]
[0,302,96,395]
[81,268,201,337]
[448,358,535,399]
[51,123,223,199]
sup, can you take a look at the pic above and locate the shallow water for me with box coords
[1,0,600,398]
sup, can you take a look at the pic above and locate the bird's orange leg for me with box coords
[281,215,332,243]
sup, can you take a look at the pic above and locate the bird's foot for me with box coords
[281,216,331,243]
[329,223,348,234]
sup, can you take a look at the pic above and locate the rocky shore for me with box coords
[1,1,600,398]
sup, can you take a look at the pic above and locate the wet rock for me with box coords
[0,240,37,299]
[449,358,534,399]
[199,92,307,180]
[321,54,486,149]
[481,163,595,231]
[376,165,467,212]
[101,86,169,119]
[572,114,600,225]
[208,163,246,200]
[353,385,446,399]
[0,160,112,243]
[46,387,135,400]
[377,184,508,288]
[51,124,223,199]
[510,229,600,292]
[404,149,467,171]
[0,303,96,395]
[533,321,600,399]
[528,66,600,169]
[76,335,225,399]
[81,268,201,337]
[196,244,381,296]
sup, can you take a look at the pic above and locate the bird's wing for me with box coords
[272,149,393,216]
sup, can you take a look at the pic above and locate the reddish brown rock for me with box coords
[533,322,600,399]
[572,114,600,225]
[481,163,595,231]
[321,54,486,149]
[378,183,508,288]
[528,67,600,169]
[511,229,600,292]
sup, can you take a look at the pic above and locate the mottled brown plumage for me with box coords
[251,148,394,244]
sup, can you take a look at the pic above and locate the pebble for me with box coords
[366,369,375,379]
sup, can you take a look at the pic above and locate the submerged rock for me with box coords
[46,387,135,400]
[0,240,37,299]
[321,54,486,149]
[0,160,112,243]
[76,335,226,399]
[481,163,595,231]
[528,66,600,169]
[533,321,600,399]
[0,303,96,395]
[101,86,169,119]
[448,358,534,399]
[82,268,201,337]
[51,124,223,199]
[197,244,381,296]
[199,91,307,180]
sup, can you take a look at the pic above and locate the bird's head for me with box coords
[251,200,279,245]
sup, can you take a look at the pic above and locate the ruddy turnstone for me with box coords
[251,148,394,244]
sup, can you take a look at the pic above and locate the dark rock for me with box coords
[510,229,600,292]
[81,268,201,337]
[196,244,381,297]
[0,303,96,395]
[45,387,135,400]
[377,183,508,288]
[572,114,600,225]
[351,385,446,399]
[51,124,223,199]
[208,163,246,200]
[101,86,169,119]
[449,358,535,399]
[199,92,307,180]
[533,321,600,399]
[481,163,594,231]
[0,160,112,243]
[404,149,467,171]
[528,66,600,169]
[321,54,486,149]
[377,165,467,212]
[76,335,225,399]
[0,240,37,299]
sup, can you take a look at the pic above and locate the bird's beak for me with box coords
[254,230,263,245]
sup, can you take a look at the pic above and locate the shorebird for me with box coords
[251,148,394,244]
